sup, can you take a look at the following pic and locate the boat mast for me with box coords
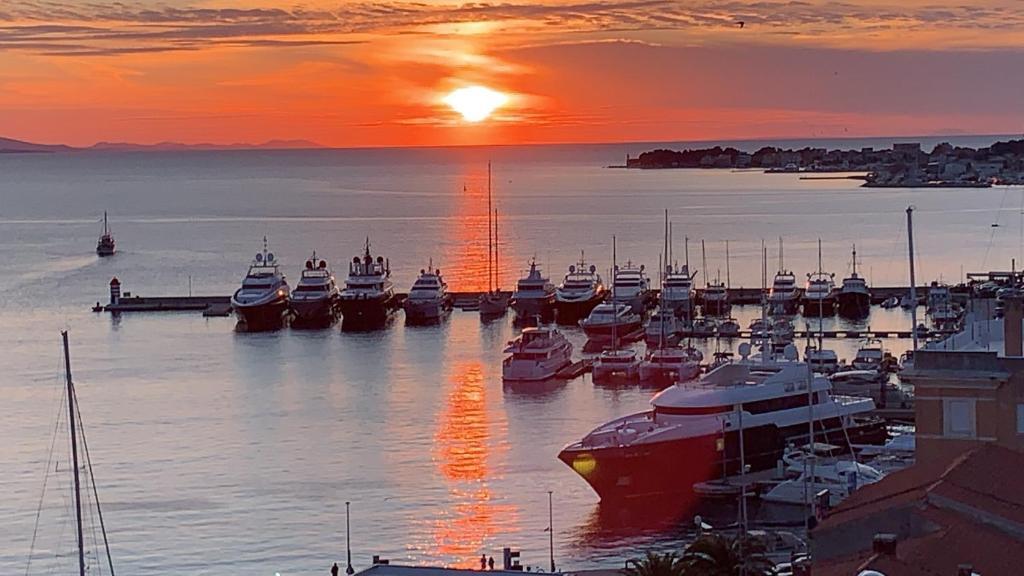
[487,163,493,294]
[494,208,499,292]
[63,331,87,576]
[851,244,858,278]
[761,240,768,363]
[612,235,618,349]
[103,211,108,235]
[661,211,669,348]
[701,240,708,289]
[778,236,784,273]
[908,207,919,351]
[725,240,731,291]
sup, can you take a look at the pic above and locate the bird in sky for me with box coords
[736,21,745,28]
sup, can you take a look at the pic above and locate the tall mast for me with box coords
[818,238,823,274]
[908,207,919,351]
[487,163,493,293]
[612,235,618,349]
[103,211,108,235]
[701,240,708,288]
[851,244,858,277]
[494,209,499,291]
[725,240,731,290]
[63,331,87,576]
[778,236,784,273]
[663,210,669,284]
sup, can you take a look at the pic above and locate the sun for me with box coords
[443,86,508,122]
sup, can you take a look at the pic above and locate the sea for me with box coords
[1,134,1022,576]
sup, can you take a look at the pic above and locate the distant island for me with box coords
[0,136,323,154]
[625,139,1024,187]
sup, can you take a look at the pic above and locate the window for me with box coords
[943,399,976,438]
[1017,404,1024,434]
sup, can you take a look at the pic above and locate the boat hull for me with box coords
[404,296,453,324]
[581,319,644,342]
[233,298,290,331]
[479,293,510,317]
[554,294,605,325]
[502,350,573,382]
[339,295,397,329]
[837,292,871,319]
[512,296,555,323]
[802,296,837,317]
[702,299,730,317]
[290,297,340,328]
[558,417,887,501]
[769,297,801,316]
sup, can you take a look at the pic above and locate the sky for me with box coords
[1,0,1023,147]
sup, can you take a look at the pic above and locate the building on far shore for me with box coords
[811,296,1024,574]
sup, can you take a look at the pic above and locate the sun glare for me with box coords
[443,86,508,122]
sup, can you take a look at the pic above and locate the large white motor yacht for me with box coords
[339,238,397,328]
[290,252,340,327]
[554,255,606,325]
[611,261,653,313]
[851,339,885,372]
[645,306,683,347]
[770,270,801,316]
[502,326,573,381]
[702,280,730,317]
[231,238,290,330]
[661,264,696,318]
[638,346,703,386]
[558,352,886,500]
[511,259,556,322]
[403,264,453,323]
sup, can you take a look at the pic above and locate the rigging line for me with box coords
[982,185,1012,270]
[25,384,70,576]
[75,393,116,576]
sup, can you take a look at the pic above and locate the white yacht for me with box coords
[403,263,453,323]
[927,281,960,328]
[611,261,653,313]
[662,264,696,317]
[339,238,397,328]
[770,270,800,316]
[804,344,839,375]
[554,255,606,325]
[592,349,642,383]
[580,302,643,342]
[511,259,556,322]
[558,353,886,500]
[290,252,340,327]
[638,346,703,386]
[645,306,683,347]
[231,238,290,330]
[502,326,573,382]
[837,245,871,319]
[702,281,730,317]
[851,339,885,372]
[762,457,885,508]
[803,240,836,317]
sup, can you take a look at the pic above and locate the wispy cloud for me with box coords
[3,1,1024,56]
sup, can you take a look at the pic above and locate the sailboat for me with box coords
[592,235,641,382]
[96,211,115,257]
[26,331,116,576]
[480,162,510,317]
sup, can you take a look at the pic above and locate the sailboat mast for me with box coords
[487,163,493,293]
[612,235,618,347]
[725,240,731,290]
[663,210,669,283]
[779,236,784,272]
[701,240,708,288]
[63,331,87,576]
[852,244,858,277]
[908,207,919,351]
[103,211,108,235]
[494,209,499,291]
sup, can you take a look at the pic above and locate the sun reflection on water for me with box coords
[427,361,516,566]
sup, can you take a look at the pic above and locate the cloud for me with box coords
[2,0,1024,56]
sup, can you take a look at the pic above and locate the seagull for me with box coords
[736,21,745,28]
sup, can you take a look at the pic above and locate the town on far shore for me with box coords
[624,138,1024,188]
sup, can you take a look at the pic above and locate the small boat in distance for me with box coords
[290,252,341,328]
[480,163,510,317]
[230,238,290,331]
[837,244,871,318]
[339,238,398,329]
[96,211,115,256]
[511,258,556,323]
[554,253,606,325]
[502,326,573,382]
[404,262,453,324]
[769,238,800,316]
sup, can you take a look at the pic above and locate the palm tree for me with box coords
[680,533,775,576]
[623,551,686,576]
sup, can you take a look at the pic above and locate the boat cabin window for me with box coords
[744,393,810,415]
[656,405,731,416]
[295,285,326,292]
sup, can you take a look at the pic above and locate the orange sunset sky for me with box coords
[1,0,1023,147]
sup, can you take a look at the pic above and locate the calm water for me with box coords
[1,139,1022,575]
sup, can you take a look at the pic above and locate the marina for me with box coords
[6,145,1024,575]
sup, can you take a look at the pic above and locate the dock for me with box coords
[100,295,231,313]
[556,358,594,379]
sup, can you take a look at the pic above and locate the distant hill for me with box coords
[88,139,323,151]
[0,136,75,153]
[0,136,324,153]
